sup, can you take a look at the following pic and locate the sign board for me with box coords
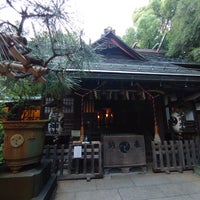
[103,134,146,167]
[71,130,81,137]
[73,146,82,158]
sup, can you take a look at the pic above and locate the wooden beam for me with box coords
[0,61,48,83]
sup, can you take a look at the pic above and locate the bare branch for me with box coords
[6,0,19,13]
[44,54,57,67]
[0,21,19,34]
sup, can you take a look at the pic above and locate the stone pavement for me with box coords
[53,170,200,200]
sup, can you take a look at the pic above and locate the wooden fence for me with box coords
[43,141,103,180]
[152,140,200,173]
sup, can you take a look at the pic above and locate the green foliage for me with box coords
[0,78,42,99]
[0,103,7,120]
[161,0,178,20]
[123,0,173,50]
[167,0,200,61]
[134,9,161,48]
[0,0,99,108]
[0,30,98,102]
[27,31,98,99]
[42,72,79,99]
[123,0,200,62]
[0,78,42,120]
[122,28,137,47]
[187,48,200,63]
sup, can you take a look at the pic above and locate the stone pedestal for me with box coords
[0,160,56,200]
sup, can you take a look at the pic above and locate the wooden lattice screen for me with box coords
[152,140,200,173]
[43,141,103,180]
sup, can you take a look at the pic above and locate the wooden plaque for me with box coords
[103,134,146,168]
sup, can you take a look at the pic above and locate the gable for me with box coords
[92,29,146,61]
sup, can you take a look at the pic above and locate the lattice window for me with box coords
[44,97,74,114]
[63,98,74,113]
[44,98,54,114]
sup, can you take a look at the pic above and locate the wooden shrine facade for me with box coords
[42,28,200,163]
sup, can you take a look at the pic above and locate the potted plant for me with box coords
[0,79,49,172]
[0,0,97,172]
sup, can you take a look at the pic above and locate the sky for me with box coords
[71,0,149,43]
[0,0,149,43]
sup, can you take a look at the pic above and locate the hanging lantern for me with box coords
[170,111,185,134]
[48,107,64,135]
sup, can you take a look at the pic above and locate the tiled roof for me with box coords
[76,58,199,82]
[82,30,200,82]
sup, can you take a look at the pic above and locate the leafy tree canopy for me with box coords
[123,0,200,62]
[123,0,178,50]
[167,0,200,62]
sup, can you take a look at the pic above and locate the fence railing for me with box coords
[43,139,199,177]
[152,140,200,173]
[43,141,103,180]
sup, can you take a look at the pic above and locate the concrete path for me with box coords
[53,170,200,200]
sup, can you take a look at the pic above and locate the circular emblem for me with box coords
[10,134,24,148]
[119,141,130,153]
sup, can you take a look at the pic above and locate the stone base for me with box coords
[0,160,57,200]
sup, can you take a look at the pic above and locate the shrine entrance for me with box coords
[94,100,154,135]
[81,88,164,163]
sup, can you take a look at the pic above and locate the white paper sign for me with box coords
[73,146,82,158]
